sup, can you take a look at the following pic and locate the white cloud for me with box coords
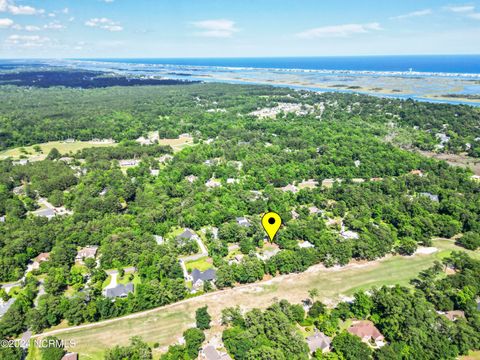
[297,23,382,39]
[24,25,40,31]
[0,0,44,15]
[443,5,475,13]
[11,23,41,31]
[5,34,50,48]
[191,19,238,38]
[85,17,123,31]
[0,17,13,27]
[443,4,480,20]
[391,9,432,20]
[44,21,65,30]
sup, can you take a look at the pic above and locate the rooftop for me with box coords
[105,283,134,299]
[306,330,331,353]
[192,268,216,284]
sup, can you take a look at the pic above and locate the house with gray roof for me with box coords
[191,268,216,289]
[236,217,250,227]
[177,229,199,244]
[104,283,134,299]
[200,345,232,360]
[32,208,56,219]
[0,298,15,318]
[306,330,331,354]
[419,192,439,202]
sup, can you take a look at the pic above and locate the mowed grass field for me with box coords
[0,141,117,161]
[0,136,194,162]
[30,239,479,360]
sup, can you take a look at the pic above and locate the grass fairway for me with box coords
[31,239,478,360]
[0,141,117,161]
[157,136,194,153]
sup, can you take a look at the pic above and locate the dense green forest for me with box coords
[0,79,479,359]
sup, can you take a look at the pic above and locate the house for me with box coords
[13,185,25,195]
[236,217,250,227]
[177,228,199,242]
[158,154,173,163]
[104,283,134,299]
[13,159,28,166]
[136,136,151,145]
[347,320,385,347]
[191,268,216,289]
[281,184,299,193]
[410,170,424,176]
[154,235,164,245]
[206,179,221,188]
[200,345,232,360]
[299,241,315,249]
[228,254,244,265]
[32,252,50,270]
[419,192,439,202]
[32,208,56,220]
[150,169,160,176]
[76,246,98,263]
[470,175,480,182]
[306,330,331,354]
[59,157,74,164]
[291,210,300,220]
[0,298,15,318]
[185,175,198,183]
[226,178,239,184]
[340,230,359,240]
[119,159,140,167]
[354,160,361,168]
[444,310,466,321]
[299,179,319,189]
[61,353,78,360]
[0,215,5,223]
[256,248,280,261]
[308,206,321,214]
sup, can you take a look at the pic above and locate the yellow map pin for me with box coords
[262,211,282,241]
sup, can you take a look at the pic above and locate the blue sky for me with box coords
[1,0,480,58]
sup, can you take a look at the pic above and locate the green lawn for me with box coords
[185,257,214,272]
[0,141,117,161]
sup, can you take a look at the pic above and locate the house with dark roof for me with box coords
[104,283,134,299]
[191,268,216,289]
[306,330,331,354]
[347,320,385,348]
[178,229,199,241]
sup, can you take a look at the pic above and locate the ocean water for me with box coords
[82,55,480,75]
